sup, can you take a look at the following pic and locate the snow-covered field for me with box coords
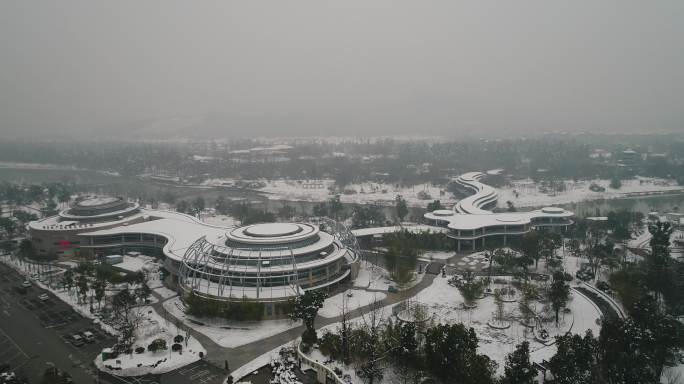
[205,175,683,210]
[163,297,300,348]
[352,261,423,291]
[257,179,454,208]
[420,250,455,262]
[498,176,683,209]
[412,275,602,374]
[318,289,387,318]
[95,305,206,376]
[115,255,160,273]
[200,213,240,227]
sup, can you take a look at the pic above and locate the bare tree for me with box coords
[358,298,387,384]
[339,292,351,364]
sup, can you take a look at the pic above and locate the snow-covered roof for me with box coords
[425,171,574,232]
[351,224,448,237]
[78,209,231,262]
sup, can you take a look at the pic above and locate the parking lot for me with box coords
[0,262,116,383]
[1,262,228,384]
[0,327,29,371]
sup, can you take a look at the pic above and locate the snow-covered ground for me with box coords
[95,305,206,376]
[256,179,455,208]
[420,250,455,262]
[352,261,423,291]
[200,213,240,227]
[353,261,389,290]
[153,286,178,299]
[115,255,160,273]
[207,175,683,210]
[412,275,602,374]
[318,289,387,318]
[163,297,300,348]
[498,177,683,209]
[230,341,299,384]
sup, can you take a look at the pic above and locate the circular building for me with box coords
[29,196,143,258]
[179,220,359,317]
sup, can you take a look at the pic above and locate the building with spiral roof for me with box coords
[178,220,360,312]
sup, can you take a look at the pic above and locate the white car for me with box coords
[21,281,32,288]
[38,293,49,301]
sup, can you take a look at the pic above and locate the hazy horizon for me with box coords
[1,1,683,140]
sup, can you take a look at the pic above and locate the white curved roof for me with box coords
[78,209,231,262]
[425,171,573,231]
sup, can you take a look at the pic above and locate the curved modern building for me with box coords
[179,220,359,306]
[29,196,144,257]
[425,172,573,251]
[29,197,359,317]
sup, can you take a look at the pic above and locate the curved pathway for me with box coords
[151,264,439,371]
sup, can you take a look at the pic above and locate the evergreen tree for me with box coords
[289,290,327,343]
[548,271,570,325]
[426,199,443,212]
[645,222,673,301]
[503,341,537,384]
[395,195,408,223]
[548,331,598,384]
[423,323,496,384]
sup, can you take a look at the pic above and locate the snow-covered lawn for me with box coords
[201,214,240,227]
[256,179,455,208]
[318,289,387,318]
[208,175,681,210]
[353,260,425,292]
[420,250,455,262]
[498,177,683,209]
[95,306,206,376]
[412,275,602,374]
[115,255,161,274]
[353,262,389,290]
[163,297,300,348]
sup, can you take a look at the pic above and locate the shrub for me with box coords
[302,328,317,345]
[575,266,595,282]
[318,332,342,360]
[172,343,183,352]
[173,335,184,343]
[134,347,145,354]
[596,281,611,292]
[148,339,167,352]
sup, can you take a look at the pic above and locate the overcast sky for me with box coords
[1,1,682,139]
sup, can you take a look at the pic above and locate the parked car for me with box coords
[21,281,31,288]
[38,293,49,301]
[388,286,399,293]
[70,334,85,347]
[82,331,95,343]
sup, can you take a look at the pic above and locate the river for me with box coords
[1,167,682,219]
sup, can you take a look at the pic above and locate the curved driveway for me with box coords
[151,263,440,371]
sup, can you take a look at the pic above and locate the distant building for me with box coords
[616,149,640,168]
[425,172,573,251]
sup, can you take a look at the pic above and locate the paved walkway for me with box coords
[150,264,439,373]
